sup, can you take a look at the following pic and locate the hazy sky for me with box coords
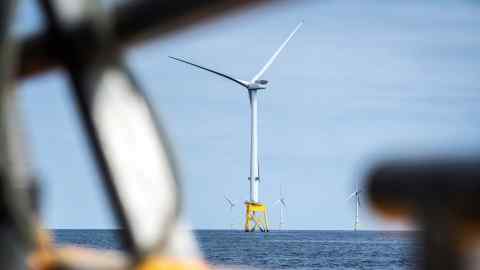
[15,0,480,229]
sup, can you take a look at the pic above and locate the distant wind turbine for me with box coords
[224,195,236,229]
[274,185,287,230]
[170,21,303,232]
[347,184,362,231]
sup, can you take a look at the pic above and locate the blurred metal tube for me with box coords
[17,0,272,78]
[367,158,480,222]
[0,0,36,269]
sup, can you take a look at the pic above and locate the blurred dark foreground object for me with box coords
[367,156,480,270]
[1,0,271,269]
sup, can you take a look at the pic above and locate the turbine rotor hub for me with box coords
[254,79,269,85]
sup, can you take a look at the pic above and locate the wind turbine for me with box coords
[170,21,303,232]
[224,196,236,230]
[274,185,287,230]
[347,184,362,231]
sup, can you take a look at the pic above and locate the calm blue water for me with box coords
[54,230,418,269]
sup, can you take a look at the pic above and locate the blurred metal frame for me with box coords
[37,0,158,260]
[21,0,270,264]
[0,0,37,269]
[18,0,272,79]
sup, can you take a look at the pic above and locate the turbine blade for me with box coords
[224,195,234,207]
[280,198,287,207]
[169,56,249,88]
[251,21,303,82]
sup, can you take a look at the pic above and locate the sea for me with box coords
[53,230,418,269]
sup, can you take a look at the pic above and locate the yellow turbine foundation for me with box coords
[244,202,269,232]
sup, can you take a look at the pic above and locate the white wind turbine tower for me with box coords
[170,21,303,232]
[224,196,236,230]
[274,185,287,230]
[347,184,362,231]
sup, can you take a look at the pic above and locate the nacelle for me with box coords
[254,80,269,85]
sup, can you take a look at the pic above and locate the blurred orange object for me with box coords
[137,257,210,270]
